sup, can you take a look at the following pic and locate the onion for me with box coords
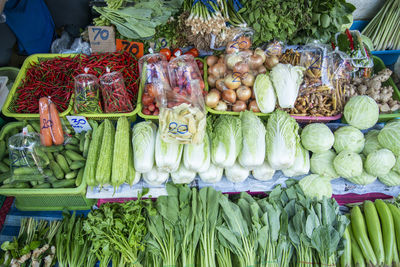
[222,89,237,104]
[265,55,279,70]
[233,100,247,112]
[241,73,255,87]
[257,65,267,74]
[226,54,243,70]
[241,49,253,58]
[210,63,226,78]
[254,48,266,63]
[248,100,260,112]
[236,86,252,102]
[218,56,225,64]
[226,41,240,54]
[249,54,264,69]
[224,73,241,90]
[207,75,218,88]
[216,79,227,91]
[251,89,256,99]
[206,55,218,67]
[237,36,252,49]
[233,61,249,75]
[206,89,221,108]
[215,100,228,111]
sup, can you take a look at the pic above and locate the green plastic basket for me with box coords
[2,54,75,121]
[0,67,20,88]
[0,177,95,211]
[373,56,400,122]
[138,58,208,121]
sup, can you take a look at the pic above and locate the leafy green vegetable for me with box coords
[333,126,365,154]
[282,143,310,177]
[253,73,276,114]
[378,120,400,156]
[363,129,382,156]
[301,123,334,153]
[365,148,396,177]
[132,121,157,173]
[378,171,400,187]
[310,149,339,179]
[333,151,363,179]
[299,174,333,200]
[344,96,379,130]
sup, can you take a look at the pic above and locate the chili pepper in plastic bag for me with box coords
[73,71,102,113]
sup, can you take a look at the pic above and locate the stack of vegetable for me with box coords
[0,218,61,266]
[0,121,90,189]
[340,199,400,267]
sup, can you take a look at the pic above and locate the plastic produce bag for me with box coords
[39,97,67,146]
[99,70,134,113]
[73,69,102,113]
[158,55,206,144]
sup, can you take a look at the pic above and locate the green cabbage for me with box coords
[225,161,250,183]
[333,126,365,153]
[346,170,377,185]
[378,120,400,156]
[333,151,363,178]
[132,121,157,173]
[252,161,275,181]
[265,110,299,170]
[171,163,196,184]
[270,63,305,108]
[301,123,334,153]
[363,130,382,156]
[253,74,276,113]
[211,116,242,168]
[155,129,183,173]
[310,149,339,179]
[299,174,332,200]
[393,156,400,174]
[365,148,396,177]
[238,111,266,169]
[282,144,310,177]
[378,171,400,187]
[183,133,210,172]
[199,163,224,183]
[343,95,379,130]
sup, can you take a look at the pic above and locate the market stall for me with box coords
[0,0,399,266]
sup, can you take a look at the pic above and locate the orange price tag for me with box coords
[116,39,144,58]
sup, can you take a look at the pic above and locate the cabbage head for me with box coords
[265,110,299,170]
[343,95,379,130]
[333,126,365,153]
[310,149,339,179]
[378,120,400,156]
[252,161,275,181]
[346,170,377,185]
[238,111,266,169]
[225,161,250,183]
[299,174,332,200]
[378,171,400,187]
[199,163,224,184]
[171,163,196,184]
[155,129,183,173]
[132,121,157,173]
[365,148,396,177]
[211,115,242,168]
[301,123,334,153]
[254,73,276,113]
[363,130,382,156]
[143,166,169,186]
[282,144,310,177]
[333,151,363,178]
[184,132,210,172]
[270,63,305,108]
[392,157,400,174]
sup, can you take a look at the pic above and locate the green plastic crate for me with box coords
[2,54,75,121]
[0,175,95,211]
[0,67,19,88]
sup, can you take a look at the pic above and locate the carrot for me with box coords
[49,100,64,145]
[39,97,53,146]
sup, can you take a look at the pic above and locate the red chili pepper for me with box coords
[345,29,354,51]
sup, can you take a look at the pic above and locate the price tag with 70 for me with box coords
[66,116,92,133]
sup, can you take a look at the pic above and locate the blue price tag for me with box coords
[66,116,92,133]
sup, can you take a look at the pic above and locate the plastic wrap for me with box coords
[99,70,133,113]
[73,70,102,113]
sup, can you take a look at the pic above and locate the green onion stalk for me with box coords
[362,0,400,50]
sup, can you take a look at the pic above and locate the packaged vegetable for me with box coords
[39,97,65,146]
[73,70,102,113]
[158,55,206,144]
[99,70,133,113]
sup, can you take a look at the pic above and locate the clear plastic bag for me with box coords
[138,53,170,116]
[74,69,102,113]
[8,128,48,183]
[39,97,69,146]
[99,70,134,113]
[158,55,206,144]
[210,27,254,51]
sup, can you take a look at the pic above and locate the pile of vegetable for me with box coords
[0,121,90,189]
[0,218,61,266]
[340,199,400,267]
[12,52,139,114]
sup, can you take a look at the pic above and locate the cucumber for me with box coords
[84,122,105,187]
[388,204,400,260]
[2,158,10,166]
[0,140,5,160]
[0,171,11,183]
[65,170,77,179]
[33,183,51,189]
[51,179,76,188]
[65,150,85,161]
[62,151,73,165]
[49,161,64,180]
[375,199,395,266]
[29,121,41,133]
[41,146,64,153]
[34,147,50,166]
[364,200,384,265]
[75,168,84,187]
[56,154,71,174]
[43,169,53,177]
[68,137,79,145]
[0,122,25,140]
[46,152,54,161]
[70,161,85,170]
[12,174,45,182]
[340,225,352,267]
[79,133,85,152]
[30,181,38,187]
[0,162,9,173]
[83,130,92,158]
[65,144,80,152]
[13,167,41,176]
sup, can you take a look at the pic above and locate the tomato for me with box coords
[159,48,171,61]
[142,94,155,106]
[173,48,183,57]
[186,48,199,58]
